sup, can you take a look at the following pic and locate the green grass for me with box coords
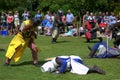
[0,35,120,80]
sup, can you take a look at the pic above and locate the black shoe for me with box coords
[51,38,57,43]
[85,56,92,59]
[34,63,40,67]
[0,49,5,51]
[93,65,106,75]
[4,63,9,66]
[87,39,90,42]
[51,41,57,43]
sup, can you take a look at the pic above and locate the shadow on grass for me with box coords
[11,60,46,67]
[84,40,100,43]
[0,48,6,52]
[57,40,69,43]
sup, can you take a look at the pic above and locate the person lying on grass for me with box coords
[41,55,105,75]
[86,37,120,58]
[59,25,77,37]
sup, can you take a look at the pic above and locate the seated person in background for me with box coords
[79,26,85,36]
[60,24,77,37]
[41,55,105,75]
[44,18,54,36]
[86,37,120,58]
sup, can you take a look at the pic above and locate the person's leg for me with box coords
[88,65,105,75]
[51,31,56,43]
[87,41,104,58]
[86,46,96,58]
[4,58,11,66]
[62,26,65,33]
[87,50,96,58]
[28,41,39,66]
[88,46,92,51]
[51,27,59,43]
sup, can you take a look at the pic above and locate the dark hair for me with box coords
[55,57,61,65]
[31,18,39,27]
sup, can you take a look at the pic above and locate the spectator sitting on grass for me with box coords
[44,18,54,36]
[60,25,77,37]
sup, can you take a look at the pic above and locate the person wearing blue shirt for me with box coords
[109,12,116,30]
[34,10,43,35]
[60,25,77,37]
[42,19,49,27]
[22,10,30,20]
[34,10,42,23]
[66,10,75,32]
[44,18,54,36]
[45,19,54,29]
[87,37,120,58]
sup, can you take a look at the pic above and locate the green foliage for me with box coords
[0,0,120,15]
[113,2,120,14]
[49,4,59,12]
[95,0,108,12]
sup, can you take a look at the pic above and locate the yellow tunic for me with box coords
[5,20,31,62]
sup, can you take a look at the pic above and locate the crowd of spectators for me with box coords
[0,10,120,38]
[81,11,120,38]
[0,9,75,36]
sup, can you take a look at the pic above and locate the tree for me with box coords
[0,0,120,16]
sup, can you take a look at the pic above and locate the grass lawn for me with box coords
[0,35,120,80]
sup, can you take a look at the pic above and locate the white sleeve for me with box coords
[19,22,25,31]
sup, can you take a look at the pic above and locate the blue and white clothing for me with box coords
[66,13,74,23]
[109,15,116,25]
[64,28,76,36]
[55,56,71,73]
[42,19,49,27]
[22,13,29,20]
[104,15,110,24]
[45,21,54,29]
[34,13,42,23]
[41,55,89,75]
[45,14,51,21]
[92,41,120,58]
[35,13,42,19]
[56,56,84,73]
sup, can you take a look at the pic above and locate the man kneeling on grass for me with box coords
[41,55,105,75]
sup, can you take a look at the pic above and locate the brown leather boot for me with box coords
[88,65,105,75]
[92,65,106,75]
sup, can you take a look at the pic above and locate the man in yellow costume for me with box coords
[4,18,39,67]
